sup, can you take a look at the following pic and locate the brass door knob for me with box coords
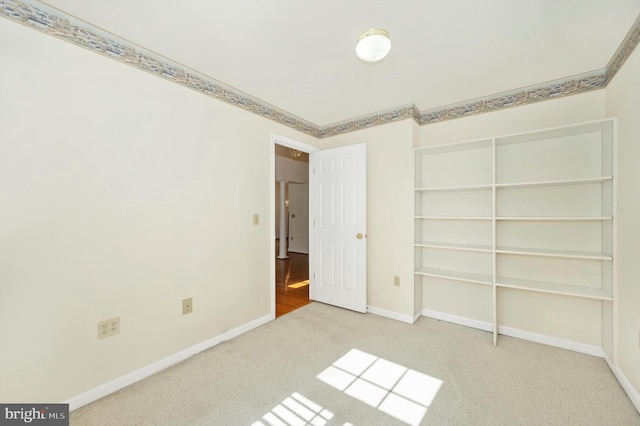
[357,233,364,239]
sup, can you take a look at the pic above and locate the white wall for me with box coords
[0,18,318,403]
[419,91,607,345]
[321,120,416,320]
[605,45,640,399]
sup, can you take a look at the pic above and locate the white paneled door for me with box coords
[310,144,367,313]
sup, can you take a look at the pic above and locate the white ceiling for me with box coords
[41,0,640,126]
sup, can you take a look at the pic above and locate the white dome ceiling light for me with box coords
[355,28,391,62]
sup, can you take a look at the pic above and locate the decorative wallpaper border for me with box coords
[319,104,417,138]
[1,0,639,138]
[606,13,640,83]
[417,71,608,125]
[0,0,323,138]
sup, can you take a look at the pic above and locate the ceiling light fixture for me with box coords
[355,28,391,62]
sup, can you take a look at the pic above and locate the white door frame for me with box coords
[270,134,318,318]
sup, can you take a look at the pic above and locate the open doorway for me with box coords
[273,140,313,317]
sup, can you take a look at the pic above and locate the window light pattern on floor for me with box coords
[287,280,309,289]
[252,392,336,426]
[316,349,443,426]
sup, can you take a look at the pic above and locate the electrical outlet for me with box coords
[182,297,193,315]
[98,317,120,339]
[253,213,260,225]
[393,276,400,287]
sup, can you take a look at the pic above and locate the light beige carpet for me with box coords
[70,302,640,425]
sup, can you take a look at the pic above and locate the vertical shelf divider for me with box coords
[611,121,618,365]
[492,138,498,345]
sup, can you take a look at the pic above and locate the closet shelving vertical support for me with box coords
[491,138,497,346]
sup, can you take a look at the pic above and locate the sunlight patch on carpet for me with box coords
[287,280,309,289]
[252,392,334,426]
[316,349,443,426]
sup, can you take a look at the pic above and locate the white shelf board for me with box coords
[496,216,613,221]
[415,216,493,221]
[415,267,492,286]
[415,176,612,192]
[495,176,613,189]
[495,119,612,146]
[415,241,493,253]
[414,139,492,155]
[496,246,612,260]
[415,184,492,192]
[496,277,612,301]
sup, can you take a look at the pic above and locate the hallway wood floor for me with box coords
[275,250,311,318]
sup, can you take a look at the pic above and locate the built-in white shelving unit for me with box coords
[414,119,616,359]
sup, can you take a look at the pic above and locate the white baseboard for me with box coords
[287,249,309,255]
[421,309,603,357]
[604,356,640,413]
[65,313,273,411]
[498,325,605,358]
[367,305,415,324]
[421,309,493,332]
